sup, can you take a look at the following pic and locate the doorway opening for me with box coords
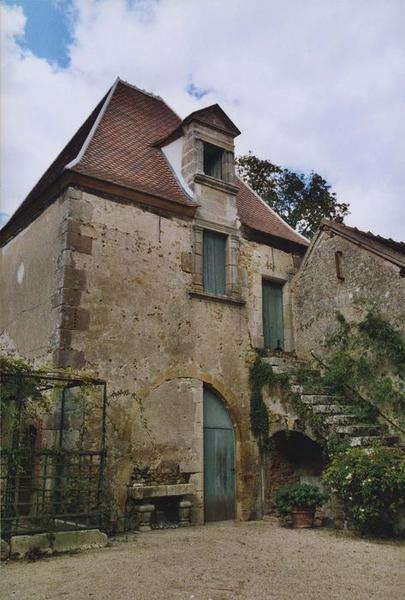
[262,279,284,350]
[203,388,235,522]
[264,430,325,513]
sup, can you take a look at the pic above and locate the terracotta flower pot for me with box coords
[291,507,315,528]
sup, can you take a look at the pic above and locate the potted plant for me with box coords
[274,483,329,528]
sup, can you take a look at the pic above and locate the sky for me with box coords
[1,0,404,240]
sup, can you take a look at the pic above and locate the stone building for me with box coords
[293,218,405,357]
[0,79,309,525]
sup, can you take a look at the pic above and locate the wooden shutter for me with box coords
[262,280,284,349]
[203,231,226,295]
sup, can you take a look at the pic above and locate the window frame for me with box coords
[203,142,224,181]
[203,229,227,296]
[191,223,244,305]
[262,277,285,350]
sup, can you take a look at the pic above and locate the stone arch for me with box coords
[123,368,257,523]
[136,367,250,448]
[263,430,326,514]
[202,381,242,445]
[269,419,323,446]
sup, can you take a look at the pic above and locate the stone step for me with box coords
[301,394,345,405]
[335,424,383,436]
[324,414,359,425]
[349,435,400,448]
[290,384,304,393]
[311,404,353,415]
[264,357,308,374]
[265,356,305,368]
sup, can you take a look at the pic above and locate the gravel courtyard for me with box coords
[1,520,404,600]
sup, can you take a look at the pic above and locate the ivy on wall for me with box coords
[323,308,405,431]
[249,311,405,453]
[248,355,328,453]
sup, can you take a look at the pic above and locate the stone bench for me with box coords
[127,483,195,531]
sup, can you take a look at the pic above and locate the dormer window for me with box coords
[203,143,224,180]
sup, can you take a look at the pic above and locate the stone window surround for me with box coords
[190,219,244,305]
[193,134,237,193]
[254,274,294,352]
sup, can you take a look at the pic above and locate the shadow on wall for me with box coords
[264,430,326,514]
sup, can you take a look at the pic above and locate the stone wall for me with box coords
[0,198,65,363]
[62,188,300,524]
[292,230,405,358]
[1,184,302,526]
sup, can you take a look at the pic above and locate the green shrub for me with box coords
[323,446,405,536]
[274,483,329,515]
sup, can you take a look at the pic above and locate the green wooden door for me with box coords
[262,280,284,350]
[203,388,235,522]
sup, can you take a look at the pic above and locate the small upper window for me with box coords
[335,251,344,281]
[203,143,224,180]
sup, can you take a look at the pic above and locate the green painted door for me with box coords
[203,388,235,522]
[262,280,284,350]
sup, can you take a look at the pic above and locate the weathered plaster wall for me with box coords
[0,199,65,363]
[64,188,300,524]
[293,230,405,358]
[240,239,298,351]
[1,181,302,525]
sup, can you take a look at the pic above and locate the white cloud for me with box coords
[1,0,404,239]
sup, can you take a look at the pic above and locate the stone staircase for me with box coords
[266,355,400,449]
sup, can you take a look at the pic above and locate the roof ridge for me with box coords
[322,219,405,249]
[116,77,165,102]
[117,77,183,124]
[65,78,120,171]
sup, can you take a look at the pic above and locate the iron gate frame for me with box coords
[0,370,108,541]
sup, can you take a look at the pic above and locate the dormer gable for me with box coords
[175,104,240,199]
[183,105,241,138]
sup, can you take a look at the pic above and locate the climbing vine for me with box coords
[249,356,330,452]
[323,308,405,431]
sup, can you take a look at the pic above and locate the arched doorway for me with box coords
[265,430,326,513]
[203,387,235,522]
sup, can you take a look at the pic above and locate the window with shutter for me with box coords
[203,143,224,180]
[203,230,226,295]
[262,280,284,350]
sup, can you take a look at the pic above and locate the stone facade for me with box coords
[51,186,301,524]
[0,103,304,526]
[5,80,403,533]
[0,198,65,363]
[292,226,405,358]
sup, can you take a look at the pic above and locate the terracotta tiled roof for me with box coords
[321,220,405,267]
[70,80,193,207]
[1,78,309,249]
[0,91,109,236]
[236,178,309,247]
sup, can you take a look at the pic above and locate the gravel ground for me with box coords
[1,520,404,600]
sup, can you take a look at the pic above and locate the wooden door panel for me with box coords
[203,388,235,522]
[204,428,235,521]
[262,280,284,350]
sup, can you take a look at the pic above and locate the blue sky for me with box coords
[1,0,404,239]
[4,0,72,66]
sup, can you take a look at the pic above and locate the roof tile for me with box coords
[1,79,309,249]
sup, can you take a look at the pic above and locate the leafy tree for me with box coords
[236,152,349,238]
